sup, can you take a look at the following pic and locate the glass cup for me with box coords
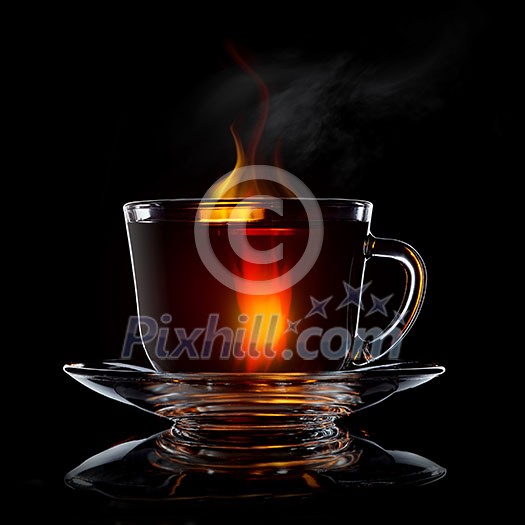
[124,198,426,373]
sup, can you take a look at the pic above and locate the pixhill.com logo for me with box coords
[121,279,404,363]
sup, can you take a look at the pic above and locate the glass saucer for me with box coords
[64,360,445,494]
[65,428,446,500]
[63,360,444,423]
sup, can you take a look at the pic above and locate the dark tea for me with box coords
[126,200,369,373]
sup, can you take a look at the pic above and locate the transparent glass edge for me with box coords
[123,198,373,223]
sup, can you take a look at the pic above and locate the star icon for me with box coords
[305,296,333,319]
[365,293,394,317]
[337,280,372,310]
[285,318,302,334]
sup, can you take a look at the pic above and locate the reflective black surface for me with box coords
[65,428,446,498]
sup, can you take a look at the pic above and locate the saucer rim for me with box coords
[63,359,445,382]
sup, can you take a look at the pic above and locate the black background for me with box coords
[13,1,515,522]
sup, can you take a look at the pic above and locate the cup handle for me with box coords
[353,235,427,365]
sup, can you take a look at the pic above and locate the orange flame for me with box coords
[234,228,292,372]
[225,41,269,166]
[203,44,293,371]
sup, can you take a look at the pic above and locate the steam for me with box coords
[259,50,453,193]
[181,5,481,196]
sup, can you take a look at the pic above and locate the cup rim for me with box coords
[123,197,372,210]
[124,198,373,224]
